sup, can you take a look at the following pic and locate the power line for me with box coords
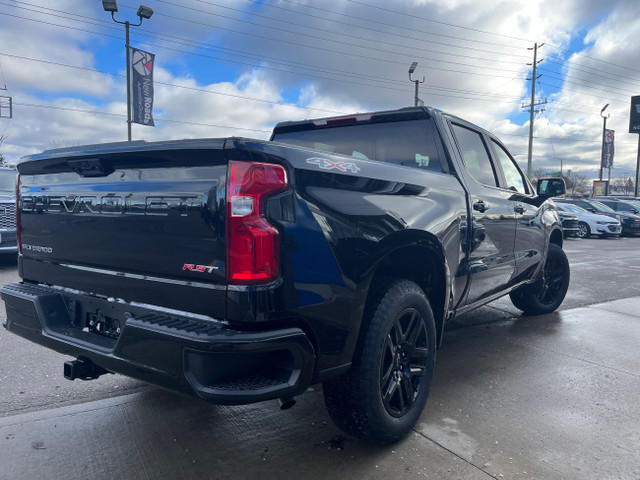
[545,57,640,89]
[1,51,631,120]
[130,1,529,73]
[547,48,640,77]
[3,1,639,135]
[13,101,273,133]
[17,101,639,146]
[539,68,639,99]
[0,51,527,110]
[1,3,530,86]
[495,131,638,145]
[157,0,532,62]
[0,52,352,114]
[344,0,534,43]
[265,0,530,53]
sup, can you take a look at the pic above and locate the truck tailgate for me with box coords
[17,141,229,316]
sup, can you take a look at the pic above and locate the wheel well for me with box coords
[549,228,563,248]
[365,246,447,345]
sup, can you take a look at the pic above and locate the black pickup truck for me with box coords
[2,106,569,444]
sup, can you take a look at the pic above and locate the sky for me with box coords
[1,0,640,183]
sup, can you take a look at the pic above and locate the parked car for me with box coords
[556,209,580,237]
[594,197,640,215]
[0,168,18,253]
[554,202,621,238]
[555,198,640,236]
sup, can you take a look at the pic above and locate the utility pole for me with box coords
[599,104,609,181]
[523,43,545,179]
[0,76,11,120]
[408,62,425,107]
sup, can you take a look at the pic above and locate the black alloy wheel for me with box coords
[323,279,436,445]
[537,249,568,306]
[509,243,570,315]
[380,308,429,418]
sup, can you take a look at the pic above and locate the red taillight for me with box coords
[226,161,287,285]
[15,172,21,255]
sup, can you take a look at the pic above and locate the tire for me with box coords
[576,222,590,239]
[509,243,570,315]
[323,279,436,445]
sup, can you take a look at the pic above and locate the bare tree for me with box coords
[528,168,548,189]
[627,178,635,195]
[611,177,635,196]
[563,170,589,198]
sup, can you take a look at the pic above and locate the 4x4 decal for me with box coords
[307,157,361,174]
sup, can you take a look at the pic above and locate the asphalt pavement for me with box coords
[1,238,640,479]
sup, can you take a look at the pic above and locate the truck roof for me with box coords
[271,106,439,136]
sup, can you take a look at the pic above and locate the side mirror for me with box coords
[537,178,566,197]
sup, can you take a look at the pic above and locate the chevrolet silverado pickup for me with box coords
[2,106,569,444]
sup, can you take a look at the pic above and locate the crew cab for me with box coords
[2,107,569,444]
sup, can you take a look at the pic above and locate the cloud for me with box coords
[0,0,638,183]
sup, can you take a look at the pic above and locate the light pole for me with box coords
[102,0,154,142]
[408,62,425,107]
[599,103,609,182]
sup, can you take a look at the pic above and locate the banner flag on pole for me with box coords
[131,47,155,126]
[603,129,615,169]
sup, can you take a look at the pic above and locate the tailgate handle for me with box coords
[68,158,114,177]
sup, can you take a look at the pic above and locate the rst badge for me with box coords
[183,264,218,273]
[307,157,361,174]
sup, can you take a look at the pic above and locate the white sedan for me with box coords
[555,203,621,238]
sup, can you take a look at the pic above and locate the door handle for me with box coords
[473,200,489,213]
[514,204,526,214]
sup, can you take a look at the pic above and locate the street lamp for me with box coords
[599,103,610,181]
[408,62,425,107]
[103,0,154,141]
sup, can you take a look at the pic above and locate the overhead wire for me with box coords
[1,2,529,85]
[545,57,640,89]
[344,0,534,43]
[262,0,530,52]
[158,0,532,61]
[0,51,527,108]
[127,1,529,74]
[539,68,639,98]
[1,0,638,149]
[13,101,273,133]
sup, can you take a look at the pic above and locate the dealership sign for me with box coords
[630,95,640,133]
[131,47,155,127]
[602,129,614,169]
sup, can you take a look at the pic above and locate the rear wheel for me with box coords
[323,279,436,445]
[510,243,570,315]
[576,222,590,239]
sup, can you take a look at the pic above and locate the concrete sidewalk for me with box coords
[1,298,639,480]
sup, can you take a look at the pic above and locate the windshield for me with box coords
[0,170,16,193]
[559,203,587,214]
[588,201,616,213]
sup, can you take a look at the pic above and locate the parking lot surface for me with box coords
[1,238,640,479]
